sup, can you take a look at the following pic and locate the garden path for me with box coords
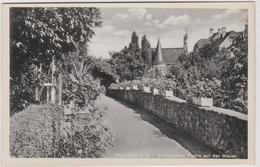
[96,95,216,158]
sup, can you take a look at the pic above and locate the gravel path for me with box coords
[96,95,216,158]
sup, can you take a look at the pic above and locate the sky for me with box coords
[88,8,247,58]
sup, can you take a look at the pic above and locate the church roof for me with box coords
[153,38,163,65]
[151,47,185,65]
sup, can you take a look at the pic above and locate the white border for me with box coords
[0,1,257,167]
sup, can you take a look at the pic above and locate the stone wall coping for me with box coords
[199,106,248,121]
[165,95,247,121]
[166,96,186,103]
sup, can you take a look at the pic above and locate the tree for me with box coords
[109,31,152,81]
[141,35,152,65]
[91,58,118,88]
[10,7,102,114]
[177,33,248,113]
[109,47,148,81]
[222,34,248,100]
[129,31,140,51]
[178,42,231,84]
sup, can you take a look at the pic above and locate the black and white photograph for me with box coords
[0,1,256,166]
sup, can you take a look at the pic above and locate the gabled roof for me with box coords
[193,31,243,52]
[151,47,185,65]
[193,39,211,50]
[229,31,242,39]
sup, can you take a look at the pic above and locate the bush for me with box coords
[56,109,113,158]
[10,104,63,157]
[10,104,113,158]
[186,78,222,98]
[110,77,178,91]
[63,73,105,112]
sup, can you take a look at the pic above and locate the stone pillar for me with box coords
[58,73,63,105]
[51,86,56,103]
[46,86,49,103]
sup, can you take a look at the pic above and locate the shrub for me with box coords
[186,78,222,98]
[55,109,113,158]
[110,77,178,91]
[10,104,113,158]
[63,73,105,112]
[10,104,63,157]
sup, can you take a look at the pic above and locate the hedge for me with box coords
[10,104,113,158]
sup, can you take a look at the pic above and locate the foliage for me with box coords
[109,76,187,98]
[91,58,119,88]
[129,31,140,50]
[10,63,45,115]
[220,35,248,113]
[141,35,152,65]
[63,73,104,111]
[54,109,113,158]
[177,47,231,83]
[177,33,248,113]
[10,104,113,158]
[109,31,153,81]
[61,49,105,111]
[222,35,248,101]
[10,104,63,157]
[186,78,222,98]
[109,46,149,81]
[10,7,102,114]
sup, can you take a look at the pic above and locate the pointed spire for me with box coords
[154,37,163,64]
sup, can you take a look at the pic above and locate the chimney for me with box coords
[209,28,214,37]
[222,27,226,37]
[218,28,222,38]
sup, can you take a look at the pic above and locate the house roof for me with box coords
[193,39,211,50]
[229,31,242,39]
[193,31,242,52]
[151,47,185,65]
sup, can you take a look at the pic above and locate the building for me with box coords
[151,33,188,76]
[193,23,248,53]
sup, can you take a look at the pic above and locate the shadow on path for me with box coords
[113,98,220,157]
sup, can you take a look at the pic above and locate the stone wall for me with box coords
[107,89,248,158]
